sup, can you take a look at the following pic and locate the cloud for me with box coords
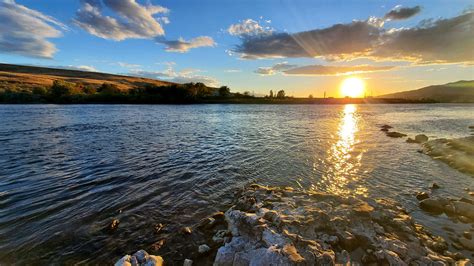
[74,0,168,41]
[117,62,141,68]
[373,12,474,64]
[254,62,298,75]
[224,69,242,73]
[129,65,219,87]
[283,64,395,76]
[156,36,216,53]
[384,6,421,20]
[0,0,65,58]
[51,65,98,72]
[228,19,274,37]
[233,19,382,60]
[230,11,474,64]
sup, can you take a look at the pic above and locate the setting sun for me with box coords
[340,77,365,98]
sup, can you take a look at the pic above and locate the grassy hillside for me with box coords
[381,80,474,103]
[0,63,173,91]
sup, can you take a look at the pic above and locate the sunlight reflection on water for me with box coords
[315,104,368,196]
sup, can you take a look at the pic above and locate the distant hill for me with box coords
[0,63,174,91]
[380,80,474,103]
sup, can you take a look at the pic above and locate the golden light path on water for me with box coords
[313,104,368,196]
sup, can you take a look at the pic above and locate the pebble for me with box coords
[109,219,120,231]
[154,223,164,234]
[181,226,192,235]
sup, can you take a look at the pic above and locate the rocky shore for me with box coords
[115,184,471,265]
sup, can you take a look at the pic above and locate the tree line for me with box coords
[0,80,238,103]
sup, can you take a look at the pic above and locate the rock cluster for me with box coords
[214,184,469,265]
[115,250,163,266]
[422,136,474,176]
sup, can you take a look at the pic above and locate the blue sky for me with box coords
[0,0,473,96]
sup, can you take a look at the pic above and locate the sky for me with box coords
[0,0,473,97]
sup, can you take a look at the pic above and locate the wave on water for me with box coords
[423,136,474,176]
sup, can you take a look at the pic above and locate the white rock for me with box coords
[183,259,193,266]
[198,244,211,254]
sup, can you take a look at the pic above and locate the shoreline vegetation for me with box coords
[0,80,437,105]
[0,63,450,104]
[1,63,472,104]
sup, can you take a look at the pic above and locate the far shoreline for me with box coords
[0,97,443,105]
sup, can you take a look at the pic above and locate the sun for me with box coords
[340,77,365,98]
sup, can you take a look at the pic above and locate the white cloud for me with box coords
[228,19,274,37]
[117,62,141,68]
[224,69,242,73]
[0,0,65,58]
[74,0,168,41]
[44,65,98,72]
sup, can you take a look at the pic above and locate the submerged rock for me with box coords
[416,191,430,201]
[107,219,120,232]
[422,136,474,176]
[415,134,429,143]
[431,182,441,189]
[386,132,407,138]
[407,134,429,144]
[419,196,474,222]
[213,184,464,265]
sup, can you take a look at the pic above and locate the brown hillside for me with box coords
[0,63,174,91]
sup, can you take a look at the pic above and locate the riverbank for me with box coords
[115,184,472,265]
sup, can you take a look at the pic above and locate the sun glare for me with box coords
[340,77,365,98]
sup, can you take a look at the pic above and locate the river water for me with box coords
[0,104,473,264]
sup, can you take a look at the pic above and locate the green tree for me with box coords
[98,83,121,95]
[269,90,274,98]
[50,80,75,97]
[32,86,48,95]
[82,86,97,95]
[276,90,285,98]
[218,86,230,97]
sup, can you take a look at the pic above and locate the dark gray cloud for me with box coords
[156,36,215,53]
[0,0,65,58]
[374,12,474,64]
[283,65,395,76]
[235,20,382,59]
[231,11,474,64]
[74,0,168,41]
[384,6,421,20]
[254,62,298,75]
